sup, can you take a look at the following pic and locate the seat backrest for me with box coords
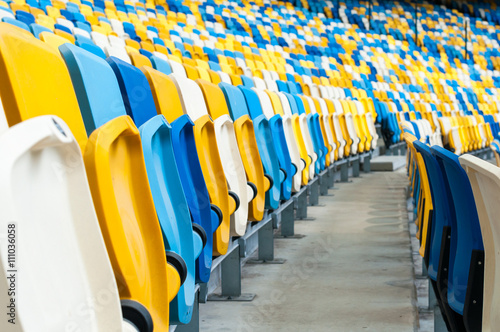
[169,74,208,122]
[106,56,158,127]
[459,154,500,332]
[140,67,184,123]
[60,44,128,134]
[238,85,265,120]
[0,23,87,151]
[0,116,122,331]
[219,82,250,120]
[60,41,177,329]
[431,145,484,314]
[413,141,454,280]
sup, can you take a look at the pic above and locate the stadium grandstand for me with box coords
[0,0,499,331]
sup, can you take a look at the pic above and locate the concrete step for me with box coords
[370,155,406,172]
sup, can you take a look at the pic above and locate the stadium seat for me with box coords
[490,139,500,166]
[413,140,460,331]
[254,88,296,198]
[219,82,268,220]
[61,44,200,325]
[264,90,301,195]
[460,155,500,332]
[166,73,234,255]
[0,23,181,330]
[239,85,283,208]
[0,116,139,331]
[197,79,255,236]
[431,146,484,332]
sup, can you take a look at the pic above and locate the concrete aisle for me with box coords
[200,169,417,332]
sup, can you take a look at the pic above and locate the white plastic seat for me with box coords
[262,70,278,92]
[277,92,304,191]
[108,35,126,48]
[56,18,74,31]
[0,10,14,20]
[168,60,188,78]
[104,45,131,64]
[344,112,359,155]
[196,81,251,236]
[330,100,347,159]
[110,19,126,37]
[438,117,452,146]
[217,71,232,84]
[459,155,500,332]
[0,116,126,331]
[91,31,110,49]
[73,27,91,39]
[449,127,463,155]
[253,76,267,90]
[478,123,488,148]
[146,30,158,40]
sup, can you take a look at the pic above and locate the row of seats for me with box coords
[404,117,500,331]
[2,0,500,330]
[4,0,500,150]
[0,6,380,326]
[4,0,500,153]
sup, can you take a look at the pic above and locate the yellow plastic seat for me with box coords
[404,132,433,258]
[129,51,152,68]
[324,99,342,161]
[334,101,354,157]
[198,80,254,235]
[54,29,75,43]
[345,100,367,153]
[182,63,200,80]
[219,82,267,221]
[0,23,179,330]
[39,31,72,51]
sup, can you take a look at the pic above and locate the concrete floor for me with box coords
[199,169,417,332]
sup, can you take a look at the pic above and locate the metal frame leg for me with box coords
[340,161,348,182]
[328,166,335,188]
[207,244,255,301]
[247,218,285,264]
[276,199,305,239]
[308,178,319,206]
[294,188,308,220]
[392,146,399,156]
[363,154,371,173]
[352,157,360,178]
[319,171,329,196]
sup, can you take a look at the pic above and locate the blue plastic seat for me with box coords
[253,88,293,199]
[107,59,218,288]
[219,82,270,218]
[2,17,29,31]
[239,86,281,209]
[59,44,202,325]
[150,55,172,74]
[75,39,107,59]
[431,145,484,332]
[413,141,460,330]
[306,103,327,172]
[30,23,51,38]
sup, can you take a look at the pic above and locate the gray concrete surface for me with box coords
[199,169,417,331]
[370,156,407,171]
